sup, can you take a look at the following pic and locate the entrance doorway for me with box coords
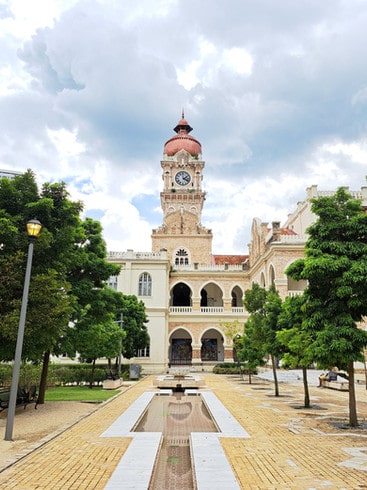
[169,329,193,365]
[200,329,224,363]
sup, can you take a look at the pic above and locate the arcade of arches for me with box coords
[169,328,225,366]
[170,282,242,308]
[168,282,243,365]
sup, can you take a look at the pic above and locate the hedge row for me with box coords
[0,363,132,388]
[212,363,257,375]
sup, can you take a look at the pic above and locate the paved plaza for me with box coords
[0,371,367,489]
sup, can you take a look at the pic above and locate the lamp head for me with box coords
[26,219,42,238]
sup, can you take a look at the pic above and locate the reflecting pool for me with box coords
[134,393,218,489]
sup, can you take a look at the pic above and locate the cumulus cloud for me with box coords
[1,0,367,254]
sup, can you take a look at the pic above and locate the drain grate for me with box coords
[166,437,190,446]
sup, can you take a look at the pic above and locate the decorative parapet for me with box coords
[162,154,203,161]
[277,234,308,243]
[307,185,367,203]
[265,232,309,244]
[107,250,168,260]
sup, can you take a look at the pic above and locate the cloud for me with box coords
[1,0,367,254]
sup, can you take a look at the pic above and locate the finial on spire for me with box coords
[174,112,193,134]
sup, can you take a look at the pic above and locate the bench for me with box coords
[0,386,39,412]
[320,378,349,391]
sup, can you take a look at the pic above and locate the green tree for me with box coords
[0,171,128,402]
[243,283,283,395]
[277,294,314,407]
[45,218,122,391]
[237,317,266,383]
[0,172,77,363]
[219,319,243,375]
[119,295,149,360]
[287,187,367,426]
[65,289,148,385]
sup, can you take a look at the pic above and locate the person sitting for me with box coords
[327,371,337,381]
[318,370,337,386]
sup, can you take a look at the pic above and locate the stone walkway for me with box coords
[0,372,367,489]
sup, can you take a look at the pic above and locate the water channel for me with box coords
[133,393,218,489]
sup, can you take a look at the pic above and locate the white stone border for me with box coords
[101,391,249,489]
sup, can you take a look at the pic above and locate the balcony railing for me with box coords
[288,290,304,297]
[173,264,246,271]
[169,306,244,314]
[200,306,224,313]
[231,307,244,314]
[170,306,192,313]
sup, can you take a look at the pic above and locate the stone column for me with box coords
[223,297,232,312]
[191,345,202,369]
[192,297,201,312]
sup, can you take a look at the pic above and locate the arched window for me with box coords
[138,273,152,296]
[260,272,266,288]
[174,248,189,266]
[269,265,276,287]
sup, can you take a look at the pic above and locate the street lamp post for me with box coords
[5,219,42,441]
[116,312,123,377]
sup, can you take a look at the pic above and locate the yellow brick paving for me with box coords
[206,374,367,489]
[0,373,367,489]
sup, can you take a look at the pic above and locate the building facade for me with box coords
[0,169,23,180]
[108,115,250,373]
[108,116,367,374]
[3,135,366,373]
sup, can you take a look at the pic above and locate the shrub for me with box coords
[0,365,12,386]
[0,363,42,389]
[0,362,136,389]
[212,362,257,375]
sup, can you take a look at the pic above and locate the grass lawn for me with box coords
[45,386,120,402]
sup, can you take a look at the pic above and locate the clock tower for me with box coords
[152,113,213,265]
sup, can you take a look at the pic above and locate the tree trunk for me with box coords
[248,371,252,384]
[348,361,358,427]
[271,354,279,396]
[38,350,50,405]
[302,366,310,408]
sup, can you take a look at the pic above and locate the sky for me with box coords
[1,0,367,254]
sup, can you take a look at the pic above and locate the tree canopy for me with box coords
[243,283,283,395]
[277,294,314,407]
[0,171,148,379]
[0,171,81,362]
[286,187,367,426]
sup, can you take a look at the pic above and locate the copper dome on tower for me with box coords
[164,112,202,156]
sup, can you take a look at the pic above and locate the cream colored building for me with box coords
[108,115,367,374]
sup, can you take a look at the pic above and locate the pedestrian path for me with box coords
[0,371,366,489]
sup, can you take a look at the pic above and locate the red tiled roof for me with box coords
[266,227,297,236]
[213,255,248,265]
[164,114,202,156]
[280,228,297,235]
[164,134,201,156]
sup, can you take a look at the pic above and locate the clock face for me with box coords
[175,170,191,186]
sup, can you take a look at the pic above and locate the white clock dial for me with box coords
[175,171,191,186]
